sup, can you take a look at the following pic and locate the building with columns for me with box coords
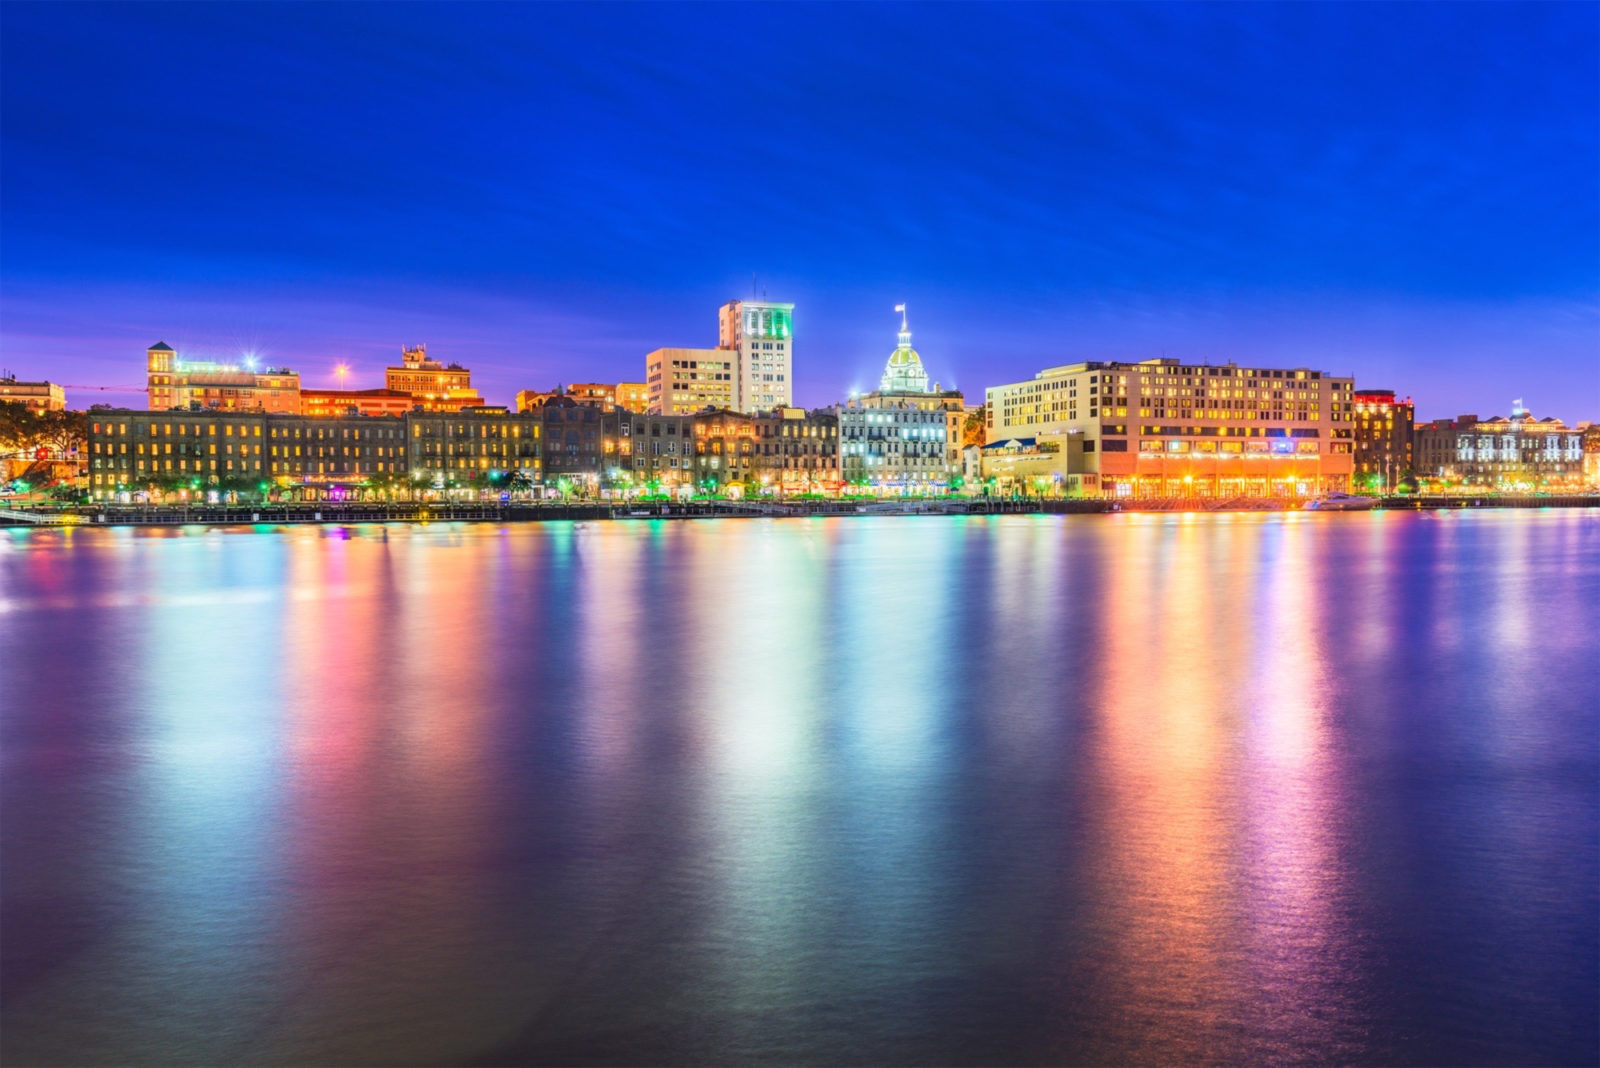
[837,308,965,491]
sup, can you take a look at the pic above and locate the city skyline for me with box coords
[2,4,1595,420]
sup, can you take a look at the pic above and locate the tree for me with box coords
[0,402,38,453]
[36,410,87,458]
[961,409,986,449]
[504,470,535,498]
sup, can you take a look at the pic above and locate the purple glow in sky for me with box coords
[2,4,1596,420]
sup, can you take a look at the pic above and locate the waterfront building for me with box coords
[719,300,794,412]
[0,375,67,413]
[689,408,758,492]
[145,341,301,414]
[1414,402,1587,491]
[407,407,545,490]
[1585,424,1600,489]
[301,388,417,418]
[984,357,1355,497]
[752,407,841,494]
[384,344,485,412]
[616,411,698,492]
[1352,389,1416,492]
[975,436,1088,495]
[266,415,408,488]
[537,396,617,490]
[838,309,964,492]
[646,348,735,414]
[88,408,411,498]
[90,409,268,495]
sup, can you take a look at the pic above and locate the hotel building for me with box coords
[1414,403,1587,490]
[718,300,794,412]
[146,341,301,414]
[985,357,1355,497]
[384,344,485,411]
[646,348,736,414]
[1352,389,1416,491]
[0,375,67,413]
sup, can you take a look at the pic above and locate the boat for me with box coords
[1305,491,1379,511]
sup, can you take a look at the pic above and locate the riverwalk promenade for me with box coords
[3,495,1596,527]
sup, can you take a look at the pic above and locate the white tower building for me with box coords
[718,299,794,412]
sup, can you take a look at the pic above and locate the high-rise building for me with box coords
[646,348,736,414]
[1351,389,1415,492]
[145,341,301,414]
[384,344,484,411]
[718,300,794,412]
[985,358,1355,497]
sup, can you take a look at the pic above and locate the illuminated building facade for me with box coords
[145,341,301,414]
[90,410,266,495]
[384,344,485,412]
[1352,389,1416,491]
[615,382,649,412]
[646,348,735,414]
[617,412,697,491]
[515,389,558,413]
[88,409,407,497]
[1585,425,1600,489]
[406,408,544,488]
[837,310,964,490]
[1414,402,1587,490]
[0,375,67,413]
[975,436,1088,495]
[537,397,616,486]
[751,407,841,493]
[719,300,794,412]
[525,382,653,413]
[985,358,1355,497]
[301,388,417,418]
[265,416,407,486]
[689,408,758,491]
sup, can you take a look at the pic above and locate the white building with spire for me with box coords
[836,305,966,492]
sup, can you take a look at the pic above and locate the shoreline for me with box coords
[4,495,1597,528]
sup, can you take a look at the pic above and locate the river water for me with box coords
[2,512,1596,1065]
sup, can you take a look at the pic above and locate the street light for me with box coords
[335,363,350,389]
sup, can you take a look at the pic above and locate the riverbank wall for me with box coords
[3,494,1597,527]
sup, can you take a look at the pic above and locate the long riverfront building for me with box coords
[984,358,1355,497]
[88,402,840,500]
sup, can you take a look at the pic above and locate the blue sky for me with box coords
[2,2,1595,418]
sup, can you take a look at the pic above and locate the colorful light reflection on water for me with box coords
[2,513,1596,1065]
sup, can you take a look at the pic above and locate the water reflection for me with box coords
[1,514,1596,1065]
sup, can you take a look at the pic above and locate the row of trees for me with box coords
[0,405,87,458]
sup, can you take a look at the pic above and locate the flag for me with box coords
[894,304,905,312]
